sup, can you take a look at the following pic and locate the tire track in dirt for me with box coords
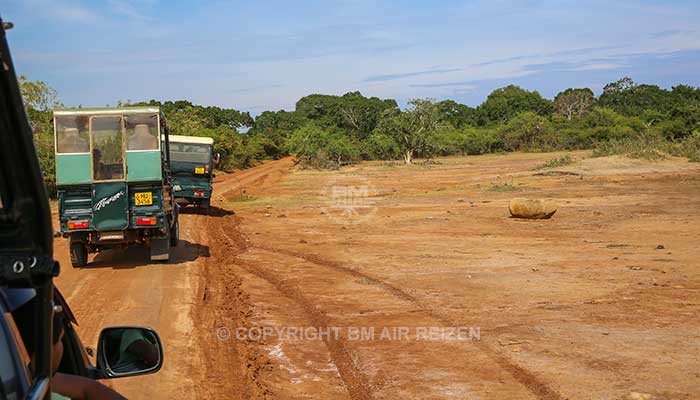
[215,216,373,400]
[251,245,564,400]
[192,209,273,400]
[209,156,559,398]
[55,210,210,399]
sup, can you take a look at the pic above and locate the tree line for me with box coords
[20,76,700,196]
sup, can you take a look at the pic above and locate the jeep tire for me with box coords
[69,241,88,268]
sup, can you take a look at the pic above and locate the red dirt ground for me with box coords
[54,152,700,399]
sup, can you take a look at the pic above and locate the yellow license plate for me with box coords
[195,167,205,174]
[134,192,153,206]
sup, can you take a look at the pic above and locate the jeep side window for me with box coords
[91,116,125,181]
[125,113,159,151]
[55,116,90,154]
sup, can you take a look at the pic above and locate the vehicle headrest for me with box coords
[64,127,79,136]
[134,124,150,136]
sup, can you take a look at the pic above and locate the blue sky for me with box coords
[3,0,700,113]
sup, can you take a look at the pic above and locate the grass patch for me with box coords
[668,133,700,162]
[228,193,255,202]
[226,193,321,211]
[536,154,574,170]
[485,176,521,192]
[487,182,520,192]
[592,134,669,161]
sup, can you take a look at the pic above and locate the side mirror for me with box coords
[213,153,221,166]
[96,327,163,379]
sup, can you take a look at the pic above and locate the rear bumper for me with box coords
[172,188,212,200]
[64,227,169,250]
[61,214,166,235]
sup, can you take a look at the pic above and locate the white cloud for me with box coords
[108,0,154,21]
[570,63,623,72]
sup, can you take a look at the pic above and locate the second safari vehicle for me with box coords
[168,134,218,210]
[53,106,180,267]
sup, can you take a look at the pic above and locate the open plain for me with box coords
[54,152,700,399]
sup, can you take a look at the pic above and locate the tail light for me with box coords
[67,220,89,230]
[194,190,208,197]
[205,165,209,173]
[136,217,157,226]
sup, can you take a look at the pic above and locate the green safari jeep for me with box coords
[53,107,179,267]
[169,134,219,209]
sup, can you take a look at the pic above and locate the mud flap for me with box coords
[150,234,170,261]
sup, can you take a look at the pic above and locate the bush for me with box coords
[592,132,669,161]
[668,132,700,162]
[553,107,644,150]
[285,125,361,169]
[536,154,574,169]
[434,127,501,155]
[365,131,402,160]
[579,107,645,131]
[497,111,557,151]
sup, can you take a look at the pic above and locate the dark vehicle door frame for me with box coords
[0,17,59,400]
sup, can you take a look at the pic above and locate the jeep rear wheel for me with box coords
[69,242,88,268]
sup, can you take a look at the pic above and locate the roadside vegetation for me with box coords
[536,154,575,170]
[19,76,700,197]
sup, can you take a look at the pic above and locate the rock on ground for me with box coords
[508,198,558,219]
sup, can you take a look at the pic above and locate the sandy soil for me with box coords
[54,152,700,399]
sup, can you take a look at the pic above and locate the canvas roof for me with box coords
[168,134,214,145]
[53,106,161,116]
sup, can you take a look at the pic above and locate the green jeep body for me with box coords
[168,135,215,209]
[53,107,179,266]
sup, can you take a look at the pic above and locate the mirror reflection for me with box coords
[101,327,160,374]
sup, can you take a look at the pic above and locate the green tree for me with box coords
[670,84,700,105]
[478,85,554,124]
[598,77,674,118]
[554,88,595,120]
[18,75,60,111]
[436,100,478,128]
[655,104,700,140]
[295,91,397,139]
[19,76,59,196]
[249,109,307,154]
[373,99,442,164]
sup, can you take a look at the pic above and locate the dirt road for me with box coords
[53,157,296,399]
[55,152,700,399]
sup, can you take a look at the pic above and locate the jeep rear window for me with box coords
[55,116,90,154]
[91,116,125,181]
[170,143,211,164]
